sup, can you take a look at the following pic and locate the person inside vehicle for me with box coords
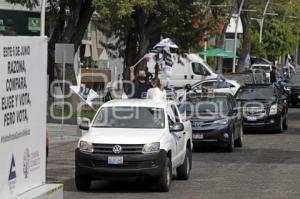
[146,78,167,101]
[130,65,151,98]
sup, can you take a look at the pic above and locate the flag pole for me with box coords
[131,57,145,69]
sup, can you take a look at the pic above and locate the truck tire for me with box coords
[156,157,172,192]
[177,148,192,180]
[283,116,288,130]
[276,117,283,133]
[234,127,243,148]
[75,174,91,191]
[225,130,234,152]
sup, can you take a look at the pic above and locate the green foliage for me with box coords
[250,29,266,58]
[5,0,38,9]
[264,19,297,61]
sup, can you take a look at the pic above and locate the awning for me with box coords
[199,48,236,58]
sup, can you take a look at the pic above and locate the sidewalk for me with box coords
[47,123,82,143]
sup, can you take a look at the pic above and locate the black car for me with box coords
[285,73,300,107]
[236,84,288,133]
[186,93,243,152]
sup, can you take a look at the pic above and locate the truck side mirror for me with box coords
[170,122,184,132]
[79,120,90,131]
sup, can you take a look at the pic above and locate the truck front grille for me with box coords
[93,144,144,154]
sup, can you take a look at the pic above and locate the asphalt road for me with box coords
[47,108,300,199]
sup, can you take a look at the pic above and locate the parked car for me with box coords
[75,99,193,192]
[147,53,218,88]
[236,84,288,133]
[285,73,300,107]
[186,93,243,152]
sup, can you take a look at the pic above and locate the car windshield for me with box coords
[92,106,165,129]
[236,87,276,100]
[186,97,229,117]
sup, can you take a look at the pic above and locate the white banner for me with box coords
[0,37,47,198]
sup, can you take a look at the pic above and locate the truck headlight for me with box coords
[79,140,94,152]
[212,119,228,125]
[142,142,160,154]
[269,104,278,116]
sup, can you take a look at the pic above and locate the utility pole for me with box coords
[232,0,244,73]
[40,0,46,36]
[260,0,271,43]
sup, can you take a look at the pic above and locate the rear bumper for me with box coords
[75,149,167,179]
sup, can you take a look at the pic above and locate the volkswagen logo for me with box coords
[112,145,122,154]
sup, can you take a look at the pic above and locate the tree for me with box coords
[263,19,297,61]
[95,0,206,79]
[236,0,251,72]
[239,0,300,68]
[6,0,95,96]
[210,0,235,72]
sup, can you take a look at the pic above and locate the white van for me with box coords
[147,53,218,88]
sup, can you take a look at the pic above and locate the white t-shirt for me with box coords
[146,88,167,101]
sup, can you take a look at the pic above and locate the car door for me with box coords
[168,104,185,165]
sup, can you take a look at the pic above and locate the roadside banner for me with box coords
[0,37,48,198]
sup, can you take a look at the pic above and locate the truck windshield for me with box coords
[92,107,165,129]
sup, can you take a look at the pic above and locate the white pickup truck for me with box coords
[75,99,193,192]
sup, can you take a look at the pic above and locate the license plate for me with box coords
[247,116,257,121]
[108,156,123,165]
[193,133,204,139]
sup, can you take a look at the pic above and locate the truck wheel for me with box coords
[225,130,234,152]
[283,116,288,130]
[276,117,283,133]
[75,174,91,191]
[177,148,192,180]
[156,157,172,192]
[234,127,243,148]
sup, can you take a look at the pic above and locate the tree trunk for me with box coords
[237,1,251,72]
[215,33,225,73]
[48,0,94,96]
